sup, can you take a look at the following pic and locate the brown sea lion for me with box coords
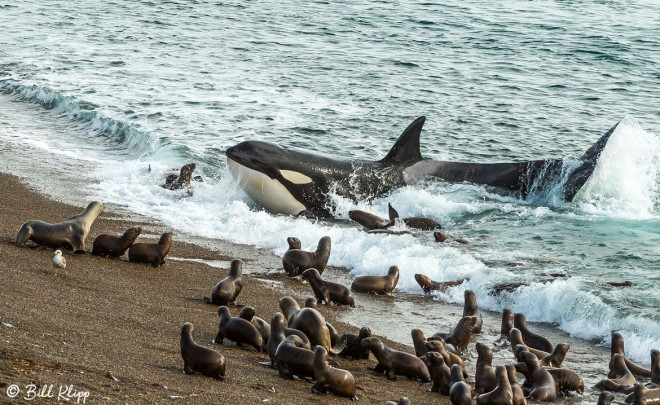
[338,327,372,360]
[450,363,472,405]
[287,236,301,250]
[275,335,315,380]
[510,329,550,360]
[265,313,311,367]
[214,306,263,352]
[477,365,513,405]
[204,259,244,306]
[162,162,196,190]
[653,349,660,384]
[432,316,477,351]
[475,342,497,394]
[301,268,355,307]
[237,306,270,346]
[128,231,172,267]
[597,391,615,405]
[513,313,554,353]
[16,201,104,253]
[180,322,226,379]
[351,265,399,295]
[463,289,483,334]
[414,273,466,293]
[428,351,452,395]
[411,329,432,357]
[425,338,468,379]
[389,203,441,230]
[519,351,557,402]
[545,367,584,394]
[611,332,652,378]
[361,337,431,382]
[625,385,660,404]
[541,344,570,368]
[279,296,339,353]
[282,236,331,276]
[505,364,526,405]
[434,231,447,242]
[311,346,358,400]
[348,209,392,230]
[383,398,411,405]
[500,308,514,340]
[598,353,636,392]
[91,226,141,258]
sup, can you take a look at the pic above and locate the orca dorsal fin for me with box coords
[380,116,425,164]
[388,203,400,222]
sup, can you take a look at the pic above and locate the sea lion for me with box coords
[505,364,526,405]
[463,289,483,334]
[598,353,636,392]
[214,306,263,352]
[510,329,551,360]
[128,231,172,267]
[384,399,411,405]
[311,346,358,400]
[541,344,570,368]
[653,349,660,384]
[203,259,244,306]
[475,342,497,394]
[348,209,392,230]
[388,203,441,230]
[279,297,338,353]
[513,313,554,353]
[411,329,432,357]
[237,306,270,346]
[351,265,399,295]
[16,201,104,253]
[545,367,584,394]
[427,351,452,395]
[432,315,477,351]
[337,327,372,360]
[519,351,557,402]
[450,363,472,405]
[477,365,514,405]
[275,335,316,380]
[361,337,430,382]
[597,391,615,405]
[265,313,311,367]
[434,231,447,242]
[287,236,301,250]
[301,268,355,307]
[425,338,468,379]
[611,332,652,378]
[180,322,226,379]
[625,385,660,404]
[92,226,141,258]
[162,162,196,190]
[282,236,331,276]
[500,308,514,340]
[414,273,466,293]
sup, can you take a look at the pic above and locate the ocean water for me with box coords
[1,0,659,374]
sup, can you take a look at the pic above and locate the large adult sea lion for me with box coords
[275,335,315,380]
[361,337,430,382]
[214,306,263,352]
[301,268,355,307]
[128,231,172,267]
[282,236,331,276]
[351,265,399,295]
[477,365,514,405]
[16,201,104,253]
[513,313,554,353]
[180,322,226,379]
[610,332,652,378]
[311,346,358,400]
[432,316,477,351]
[463,290,483,334]
[204,259,244,306]
[414,273,466,293]
[92,226,141,258]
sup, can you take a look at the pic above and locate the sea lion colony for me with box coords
[15,199,658,403]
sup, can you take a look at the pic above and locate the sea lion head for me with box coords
[411,328,425,341]
[287,236,301,250]
[434,231,447,242]
[317,236,331,253]
[387,266,399,278]
[239,306,255,321]
[501,308,513,337]
[279,296,301,320]
[270,312,286,334]
[159,232,173,245]
[509,328,523,346]
[217,306,231,322]
[513,313,527,329]
[283,334,307,348]
[304,297,318,308]
[361,337,384,351]
[426,351,444,366]
[476,342,493,361]
[519,351,540,372]
[181,322,194,340]
[464,290,478,310]
[425,339,444,353]
[358,327,372,339]
[450,364,465,383]
[123,227,142,240]
[229,259,243,278]
[301,268,320,282]
[414,274,432,291]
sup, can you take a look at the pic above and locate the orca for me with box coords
[225,117,617,218]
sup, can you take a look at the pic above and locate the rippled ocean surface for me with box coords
[1,0,659,364]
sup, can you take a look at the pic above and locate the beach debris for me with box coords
[2,322,14,328]
[53,249,66,274]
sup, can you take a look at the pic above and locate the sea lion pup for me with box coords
[388,203,441,230]
[348,209,392,230]
[237,306,270,346]
[625,385,660,404]
[475,342,497,394]
[338,327,372,360]
[302,298,341,347]
[411,329,432,357]
[384,398,411,405]
[477,365,513,405]
[510,329,551,360]
[541,343,570,368]
[312,346,358,400]
[414,273,466,293]
[450,363,472,405]
[128,231,172,267]
[653,349,660,384]
[287,236,301,250]
[519,351,557,402]
[427,351,452,395]
[16,201,104,253]
[513,313,554,353]
[213,306,263,352]
[463,289,483,334]
[203,259,244,306]
[265,313,311,367]
[279,297,343,353]
[611,332,652,378]
[597,391,615,405]
[282,236,331,277]
[361,337,430,382]
[505,364,526,405]
[301,268,355,307]
[162,162,196,190]
[544,368,584,395]
[92,226,141,258]
[425,338,469,379]
[180,322,226,379]
[500,308,514,340]
[275,335,316,380]
[351,265,399,295]
[597,353,636,392]
[432,315,477,351]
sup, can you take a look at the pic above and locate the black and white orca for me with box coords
[226,117,617,218]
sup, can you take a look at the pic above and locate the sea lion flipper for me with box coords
[388,203,399,221]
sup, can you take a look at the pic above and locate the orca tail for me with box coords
[380,116,425,164]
